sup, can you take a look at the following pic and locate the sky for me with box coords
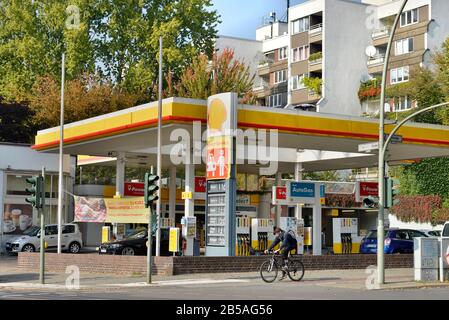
[212,0,306,40]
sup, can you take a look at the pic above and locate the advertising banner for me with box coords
[74,196,149,224]
[169,227,180,252]
[356,182,378,202]
[272,186,288,205]
[206,136,232,180]
[2,204,33,235]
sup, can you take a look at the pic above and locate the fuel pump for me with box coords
[332,218,361,254]
[251,219,274,253]
[236,217,251,256]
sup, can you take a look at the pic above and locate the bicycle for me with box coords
[259,251,305,283]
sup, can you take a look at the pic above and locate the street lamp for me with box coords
[377,0,408,285]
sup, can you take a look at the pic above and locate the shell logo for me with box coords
[207,98,228,135]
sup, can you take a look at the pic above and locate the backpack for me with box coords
[287,230,298,245]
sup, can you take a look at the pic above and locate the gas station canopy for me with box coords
[33,97,449,172]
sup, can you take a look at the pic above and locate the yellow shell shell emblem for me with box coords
[208,99,228,132]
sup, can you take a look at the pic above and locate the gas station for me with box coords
[32,94,449,257]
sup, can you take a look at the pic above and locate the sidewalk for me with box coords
[1,255,448,291]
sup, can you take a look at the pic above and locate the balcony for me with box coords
[372,27,390,46]
[367,54,385,74]
[309,52,323,72]
[309,23,323,43]
[257,60,272,76]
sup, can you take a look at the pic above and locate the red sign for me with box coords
[195,177,206,193]
[359,182,378,197]
[276,187,287,200]
[206,146,230,180]
[124,182,144,197]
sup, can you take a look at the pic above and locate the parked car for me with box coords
[421,230,442,237]
[5,223,83,254]
[360,229,428,254]
[98,229,170,256]
[443,222,449,237]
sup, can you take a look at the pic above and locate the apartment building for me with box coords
[250,0,449,117]
[362,0,449,114]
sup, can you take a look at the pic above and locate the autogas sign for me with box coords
[290,182,315,198]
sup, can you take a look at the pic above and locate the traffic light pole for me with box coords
[147,205,153,284]
[377,0,408,285]
[39,167,46,284]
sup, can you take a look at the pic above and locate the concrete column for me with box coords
[169,166,177,222]
[115,152,125,197]
[275,172,282,226]
[294,162,303,219]
[184,162,195,256]
[312,183,322,255]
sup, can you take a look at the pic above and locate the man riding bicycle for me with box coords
[264,226,298,280]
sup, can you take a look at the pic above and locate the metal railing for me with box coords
[310,23,323,34]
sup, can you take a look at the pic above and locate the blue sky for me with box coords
[212,0,305,39]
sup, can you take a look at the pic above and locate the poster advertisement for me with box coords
[2,204,33,235]
[206,136,231,180]
[74,196,149,224]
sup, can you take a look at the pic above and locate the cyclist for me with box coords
[264,226,298,280]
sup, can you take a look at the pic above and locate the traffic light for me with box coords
[386,178,400,208]
[362,196,378,208]
[25,175,44,209]
[144,172,160,208]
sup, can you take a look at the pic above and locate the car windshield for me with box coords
[366,230,388,239]
[126,230,147,239]
[23,226,40,237]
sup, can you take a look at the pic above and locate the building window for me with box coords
[291,74,306,90]
[292,45,309,62]
[268,94,283,107]
[395,37,414,55]
[278,47,288,60]
[274,69,287,84]
[390,66,409,84]
[400,8,418,27]
[393,96,412,111]
[292,17,310,34]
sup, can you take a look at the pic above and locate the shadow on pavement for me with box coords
[0,272,58,283]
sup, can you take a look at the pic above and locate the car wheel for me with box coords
[121,247,135,256]
[68,242,81,254]
[22,244,35,252]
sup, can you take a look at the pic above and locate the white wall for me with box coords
[215,35,263,87]
[388,214,444,231]
[427,0,449,62]
[321,0,372,116]
[0,144,72,173]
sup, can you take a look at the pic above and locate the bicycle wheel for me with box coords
[287,259,305,282]
[260,259,278,283]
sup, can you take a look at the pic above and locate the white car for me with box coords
[5,223,83,254]
[421,230,442,237]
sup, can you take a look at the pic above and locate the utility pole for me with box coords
[156,36,163,256]
[40,167,46,284]
[57,52,65,254]
[377,0,408,285]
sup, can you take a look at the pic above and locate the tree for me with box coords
[0,100,36,143]
[29,75,142,129]
[176,49,255,102]
[0,0,219,102]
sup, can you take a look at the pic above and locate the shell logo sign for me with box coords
[206,93,237,180]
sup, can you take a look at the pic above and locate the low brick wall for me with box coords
[17,253,413,276]
[171,254,413,275]
[18,252,173,276]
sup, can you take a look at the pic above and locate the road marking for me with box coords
[106,279,250,287]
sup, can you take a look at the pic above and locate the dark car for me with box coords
[360,228,428,254]
[98,229,170,256]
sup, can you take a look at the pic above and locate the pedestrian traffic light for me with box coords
[144,172,159,208]
[362,196,378,208]
[25,175,44,209]
[386,178,400,208]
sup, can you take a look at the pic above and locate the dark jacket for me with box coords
[268,230,297,251]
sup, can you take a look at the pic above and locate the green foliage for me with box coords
[309,52,322,62]
[0,0,220,102]
[358,78,381,102]
[176,49,255,102]
[303,170,341,182]
[0,100,36,143]
[302,77,322,95]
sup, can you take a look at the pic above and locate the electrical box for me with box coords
[332,218,361,254]
[236,217,251,256]
[280,217,304,255]
[251,218,274,252]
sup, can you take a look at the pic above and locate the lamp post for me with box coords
[57,53,65,254]
[377,0,408,285]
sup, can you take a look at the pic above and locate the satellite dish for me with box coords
[365,46,377,58]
